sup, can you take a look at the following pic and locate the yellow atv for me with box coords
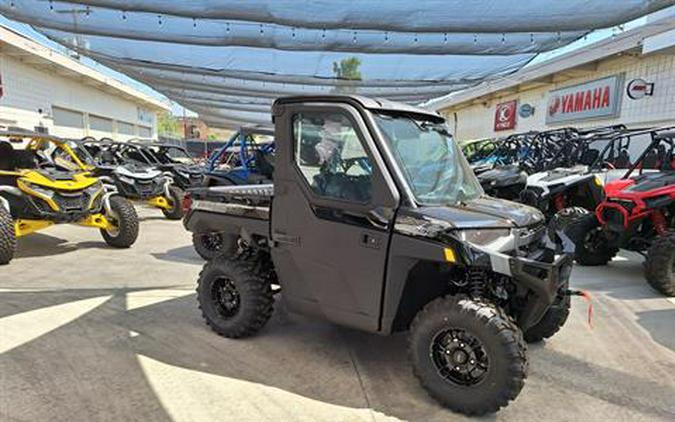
[0,130,139,265]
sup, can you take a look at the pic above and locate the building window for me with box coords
[138,125,152,138]
[52,106,84,129]
[89,114,113,132]
[118,121,135,135]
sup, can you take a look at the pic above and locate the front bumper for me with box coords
[462,225,574,330]
[508,253,573,329]
[117,178,165,200]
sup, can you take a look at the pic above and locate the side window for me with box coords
[293,111,373,203]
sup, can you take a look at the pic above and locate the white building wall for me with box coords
[0,53,158,140]
[440,52,675,141]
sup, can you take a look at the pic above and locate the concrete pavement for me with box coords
[1,207,674,421]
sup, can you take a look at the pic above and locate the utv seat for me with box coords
[0,142,15,171]
[642,150,659,169]
[613,149,631,168]
[578,149,600,166]
[254,149,275,179]
[12,150,39,169]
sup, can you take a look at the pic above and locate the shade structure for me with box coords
[1,0,673,127]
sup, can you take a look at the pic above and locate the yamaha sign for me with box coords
[546,75,624,125]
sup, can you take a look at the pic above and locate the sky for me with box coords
[1,6,673,117]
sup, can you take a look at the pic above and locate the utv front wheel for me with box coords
[161,186,184,220]
[197,255,274,338]
[566,214,617,266]
[645,232,675,296]
[523,281,570,343]
[409,296,527,415]
[101,196,139,248]
[0,207,16,265]
[192,232,238,260]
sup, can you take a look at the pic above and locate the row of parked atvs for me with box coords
[462,125,675,296]
[0,126,275,265]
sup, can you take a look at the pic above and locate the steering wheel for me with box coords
[341,156,372,174]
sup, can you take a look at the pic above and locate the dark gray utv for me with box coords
[183,96,574,415]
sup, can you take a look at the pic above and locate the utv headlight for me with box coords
[18,180,58,211]
[456,229,515,253]
[119,176,135,185]
[22,181,55,199]
[457,229,512,246]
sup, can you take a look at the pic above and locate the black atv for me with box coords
[76,139,184,219]
[129,140,205,190]
[478,126,634,220]
[183,96,576,415]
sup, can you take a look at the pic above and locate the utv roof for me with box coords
[0,128,66,144]
[128,139,187,149]
[273,95,445,124]
[239,125,274,137]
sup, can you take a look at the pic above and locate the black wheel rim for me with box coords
[583,227,604,253]
[211,277,240,318]
[430,328,489,386]
[202,233,223,252]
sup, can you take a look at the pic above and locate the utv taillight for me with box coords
[182,193,193,214]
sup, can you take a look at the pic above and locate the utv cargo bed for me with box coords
[185,184,273,237]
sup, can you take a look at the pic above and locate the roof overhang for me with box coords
[425,15,675,112]
[0,25,169,112]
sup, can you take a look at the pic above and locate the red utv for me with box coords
[566,129,675,296]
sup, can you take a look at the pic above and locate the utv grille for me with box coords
[137,180,158,195]
[54,192,89,212]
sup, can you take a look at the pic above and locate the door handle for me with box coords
[272,232,300,246]
[360,233,381,249]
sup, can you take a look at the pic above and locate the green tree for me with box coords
[333,57,362,81]
[157,111,182,137]
[332,57,362,94]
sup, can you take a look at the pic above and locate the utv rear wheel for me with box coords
[197,255,274,338]
[101,196,139,248]
[566,214,617,266]
[161,186,184,220]
[0,207,16,265]
[523,281,570,343]
[645,232,675,296]
[192,232,238,260]
[409,296,527,415]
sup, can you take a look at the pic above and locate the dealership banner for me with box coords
[546,75,624,124]
[494,100,518,131]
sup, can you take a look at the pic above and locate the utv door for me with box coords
[271,103,400,331]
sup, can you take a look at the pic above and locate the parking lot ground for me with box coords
[1,207,674,422]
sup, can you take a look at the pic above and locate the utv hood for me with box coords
[477,165,527,188]
[398,195,545,232]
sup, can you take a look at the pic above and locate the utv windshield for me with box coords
[374,113,483,206]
